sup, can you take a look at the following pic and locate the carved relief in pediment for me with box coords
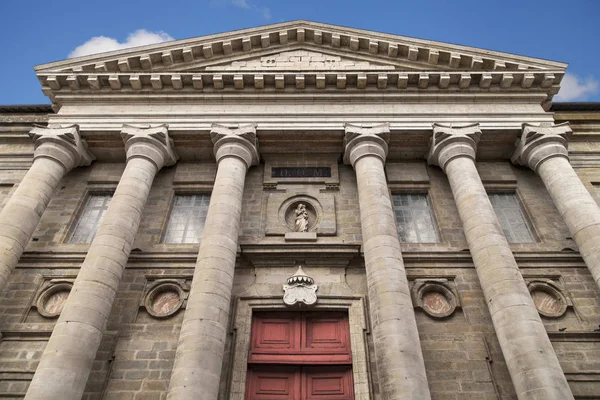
[205,50,395,71]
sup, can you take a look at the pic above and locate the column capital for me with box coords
[343,123,390,167]
[427,123,481,171]
[121,124,179,169]
[28,125,95,171]
[511,122,571,172]
[211,123,259,168]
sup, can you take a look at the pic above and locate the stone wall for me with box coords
[0,115,599,399]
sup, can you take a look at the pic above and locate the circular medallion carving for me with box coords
[144,282,185,318]
[36,283,72,318]
[414,281,458,319]
[528,281,567,318]
[422,291,452,316]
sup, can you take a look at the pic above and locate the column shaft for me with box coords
[538,156,600,287]
[25,158,158,400]
[168,156,247,399]
[0,158,65,290]
[0,125,93,294]
[445,156,573,400]
[25,125,177,400]
[354,155,431,399]
[167,123,258,400]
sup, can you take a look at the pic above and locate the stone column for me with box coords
[25,125,178,400]
[428,123,573,400]
[513,122,600,289]
[0,125,93,293]
[167,124,258,400]
[344,124,431,400]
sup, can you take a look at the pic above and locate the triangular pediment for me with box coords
[35,20,566,75]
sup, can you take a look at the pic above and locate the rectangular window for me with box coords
[392,193,440,243]
[488,193,535,243]
[163,194,210,244]
[69,194,112,243]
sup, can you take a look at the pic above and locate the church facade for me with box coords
[0,21,599,400]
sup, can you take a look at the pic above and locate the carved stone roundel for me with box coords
[145,282,185,318]
[528,281,567,318]
[422,291,452,316]
[37,283,73,318]
[412,280,458,319]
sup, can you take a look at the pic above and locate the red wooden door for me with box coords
[246,312,354,400]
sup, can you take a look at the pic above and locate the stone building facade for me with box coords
[0,21,599,400]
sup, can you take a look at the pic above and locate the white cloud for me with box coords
[555,73,599,101]
[231,0,250,8]
[262,7,272,20]
[211,0,271,20]
[68,29,174,58]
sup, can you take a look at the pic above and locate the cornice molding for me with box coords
[35,21,565,74]
[38,70,562,104]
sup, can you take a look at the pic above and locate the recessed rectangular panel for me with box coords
[304,313,350,353]
[304,367,354,400]
[250,311,352,364]
[246,367,300,400]
[252,313,299,352]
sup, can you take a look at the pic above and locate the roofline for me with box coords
[35,20,568,72]
[551,102,600,112]
[0,104,54,114]
[4,101,598,114]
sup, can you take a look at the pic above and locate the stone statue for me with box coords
[294,203,309,232]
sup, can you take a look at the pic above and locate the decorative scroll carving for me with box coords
[283,264,318,307]
[29,125,94,170]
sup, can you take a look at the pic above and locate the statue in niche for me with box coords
[294,203,309,232]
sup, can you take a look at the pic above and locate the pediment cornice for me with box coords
[36,21,566,74]
[34,21,567,108]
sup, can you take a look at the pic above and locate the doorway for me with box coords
[245,311,354,399]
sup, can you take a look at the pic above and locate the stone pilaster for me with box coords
[25,125,177,400]
[167,123,258,400]
[429,123,573,400]
[344,123,431,400]
[0,125,93,293]
[512,122,600,289]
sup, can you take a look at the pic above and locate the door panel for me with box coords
[304,313,350,352]
[246,367,300,400]
[246,367,354,400]
[252,313,300,352]
[249,312,351,364]
[246,311,354,400]
[304,367,354,400]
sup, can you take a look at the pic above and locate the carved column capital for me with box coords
[211,123,259,168]
[427,123,481,171]
[511,122,571,172]
[28,125,95,171]
[343,123,390,167]
[121,124,179,169]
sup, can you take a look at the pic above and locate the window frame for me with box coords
[391,192,441,244]
[487,191,537,244]
[161,193,211,244]
[67,192,113,244]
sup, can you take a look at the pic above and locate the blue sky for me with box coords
[1,0,598,104]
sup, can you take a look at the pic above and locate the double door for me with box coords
[245,311,354,400]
